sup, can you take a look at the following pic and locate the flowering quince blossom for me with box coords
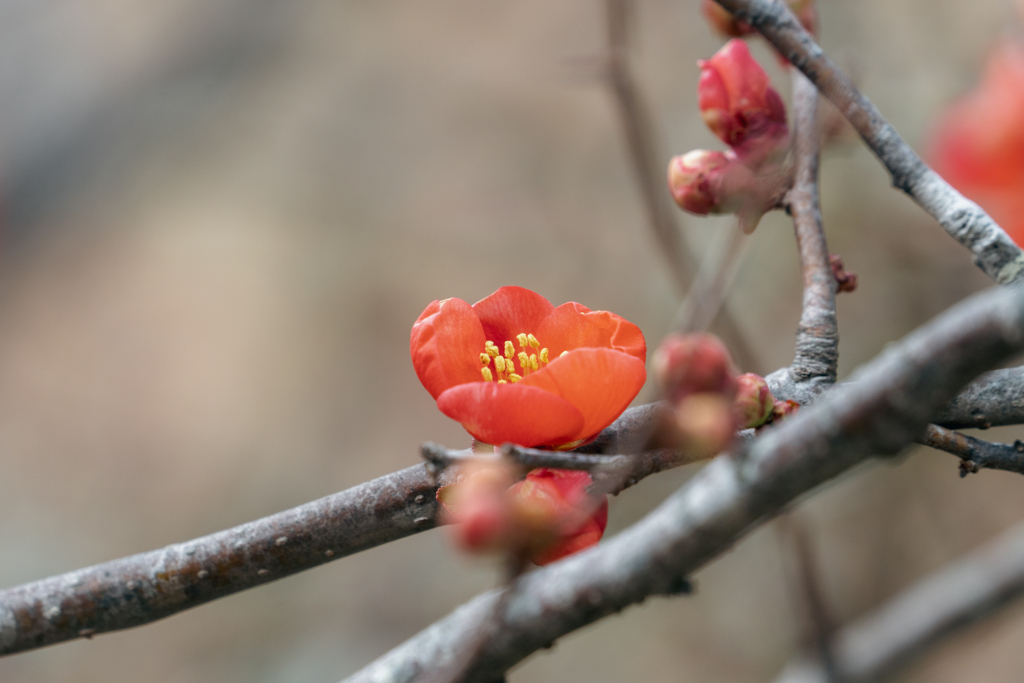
[928,42,1024,245]
[411,285,647,449]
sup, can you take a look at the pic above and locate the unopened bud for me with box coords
[510,469,608,566]
[829,254,858,294]
[667,150,735,215]
[436,460,518,554]
[698,40,788,164]
[674,393,738,459]
[654,332,737,403]
[734,373,774,428]
[771,399,800,423]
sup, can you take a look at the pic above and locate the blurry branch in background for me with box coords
[603,0,760,371]
[776,515,838,683]
[712,0,1024,285]
[771,519,1024,683]
[342,283,1024,683]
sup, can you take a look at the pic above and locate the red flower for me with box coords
[928,42,1024,245]
[698,40,788,164]
[411,286,647,448]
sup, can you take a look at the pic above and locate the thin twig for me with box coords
[604,0,760,371]
[920,424,1024,477]
[771,518,1024,683]
[343,282,1024,683]
[712,0,1024,285]
[672,222,750,333]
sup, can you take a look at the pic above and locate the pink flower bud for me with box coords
[437,460,519,554]
[771,399,800,423]
[698,40,788,163]
[674,393,738,458]
[667,150,736,215]
[829,254,858,294]
[654,333,736,403]
[510,469,607,566]
[734,373,774,428]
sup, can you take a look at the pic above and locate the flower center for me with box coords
[478,332,551,383]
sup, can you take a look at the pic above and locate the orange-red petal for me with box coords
[510,469,608,566]
[436,382,584,447]
[472,286,555,344]
[530,500,607,566]
[535,302,646,362]
[519,347,646,442]
[410,298,488,400]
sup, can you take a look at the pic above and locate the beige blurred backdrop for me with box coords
[0,0,1021,681]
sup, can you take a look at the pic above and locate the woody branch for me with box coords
[342,283,1024,683]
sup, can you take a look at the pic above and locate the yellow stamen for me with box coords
[480,353,490,366]
[560,350,569,358]
[498,379,507,384]
[484,341,499,358]
[516,333,528,348]
[481,367,493,382]
[529,354,539,371]
[527,333,539,349]
[539,348,549,363]
[518,352,529,371]
[504,341,515,359]
[495,356,506,373]
[509,373,522,383]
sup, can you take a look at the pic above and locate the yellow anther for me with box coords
[484,341,499,358]
[509,373,522,383]
[518,352,529,371]
[481,367,493,382]
[527,333,539,349]
[498,379,507,384]
[516,333,528,348]
[480,353,490,366]
[539,348,549,363]
[560,350,569,358]
[530,354,539,371]
[504,341,515,359]
[495,356,506,373]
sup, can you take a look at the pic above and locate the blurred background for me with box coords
[0,0,1021,681]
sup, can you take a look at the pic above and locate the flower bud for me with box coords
[698,40,788,164]
[674,393,738,459]
[654,333,737,403]
[436,459,519,554]
[510,469,608,566]
[829,254,858,294]
[667,150,736,215]
[734,373,774,428]
[771,399,800,423]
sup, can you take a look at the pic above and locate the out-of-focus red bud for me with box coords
[654,332,737,403]
[771,399,800,423]
[437,460,519,554]
[667,149,736,215]
[698,40,789,164]
[928,41,1024,245]
[510,469,608,566]
[829,254,858,294]
[674,393,738,458]
[734,373,775,428]
[700,0,755,38]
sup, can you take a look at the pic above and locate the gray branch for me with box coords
[920,424,1024,477]
[785,70,838,385]
[342,282,1024,683]
[712,0,1024,285]
[771,519,1024,683]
